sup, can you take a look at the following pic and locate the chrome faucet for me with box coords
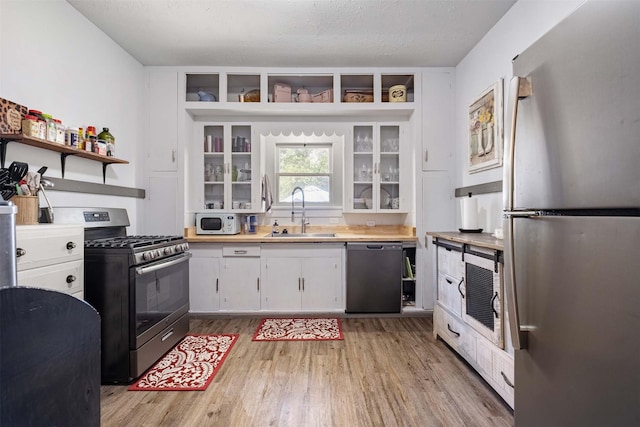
[291,186,308,234]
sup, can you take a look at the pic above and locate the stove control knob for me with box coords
[174,244,182,253]
[155,250,161,258]
[164,247,173,255]
[182,243,190,251]
[142,251,151,261]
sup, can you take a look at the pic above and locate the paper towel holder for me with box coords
[459,192,483,233]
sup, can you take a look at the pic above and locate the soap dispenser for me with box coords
[272,220,279,235]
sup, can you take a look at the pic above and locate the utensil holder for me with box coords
[11,195,39,225]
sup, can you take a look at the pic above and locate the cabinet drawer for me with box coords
[437,273,463,316]
[17,260,84,297]
[475,338,493,377]
[16,225,83,270]
[493,350,515,398]
[437,246,463,279]
[222,246,260,257]
[435,306,475,360]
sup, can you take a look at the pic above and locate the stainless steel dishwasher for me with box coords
[346,242,403,313]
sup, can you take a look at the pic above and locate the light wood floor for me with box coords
[100,316,514,426]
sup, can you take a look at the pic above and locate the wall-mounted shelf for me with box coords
[0,134,129,183]
[185,102,416,119]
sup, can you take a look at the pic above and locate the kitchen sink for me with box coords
[264,233,336,238]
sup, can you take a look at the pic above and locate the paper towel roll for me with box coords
[461,197,478,230]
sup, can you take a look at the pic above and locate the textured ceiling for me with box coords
[67,0,517,67]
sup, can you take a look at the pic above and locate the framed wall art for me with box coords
[468,79,503,173]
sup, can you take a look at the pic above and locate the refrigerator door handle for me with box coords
[503,75,532,351]
[506,214,529,350]
[504,210,540,218]
[503,76,532,211]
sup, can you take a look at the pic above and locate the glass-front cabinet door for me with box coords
[378,125,401,211]
[345,123,407,212]
[230,125,253,210]
[352,125,375,211]
[203,125,225,209]
[202,123,259,212]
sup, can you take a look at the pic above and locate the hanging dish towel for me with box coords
[261,174,273,212]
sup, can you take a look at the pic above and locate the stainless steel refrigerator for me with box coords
[503,1,640,426]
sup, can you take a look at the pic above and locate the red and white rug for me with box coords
[252,318,344,341]
[129,334,238,391]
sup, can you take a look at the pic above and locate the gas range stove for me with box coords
[49,206,192,384]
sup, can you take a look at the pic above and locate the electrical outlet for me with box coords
[329,218,339,224]
[366,221,376,227]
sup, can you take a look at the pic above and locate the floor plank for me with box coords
[100,316,513,426]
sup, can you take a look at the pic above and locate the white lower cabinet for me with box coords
[492,348,515,403]
[17,259,84,297]
[189,243,345,313]
[261,244,343,312]
[435,304,514,408]
[220,254,261,311]
[189,245,221,312]
[432,237,514,409]
[189,244,261,312]
[16,224,84,299]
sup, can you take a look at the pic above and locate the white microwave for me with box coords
[195,213,241,235]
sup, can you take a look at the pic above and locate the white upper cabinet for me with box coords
[147,69,179,171]
[344,123,412,213]
[196,123,261,212]
[421,69,455,171]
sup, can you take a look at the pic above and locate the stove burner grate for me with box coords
[85,235,185,249]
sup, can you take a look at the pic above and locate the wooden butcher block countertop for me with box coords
[185,225,417,243]
[426,231,504,251]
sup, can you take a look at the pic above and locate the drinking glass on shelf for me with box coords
[359,164,368,181]
[355,133,364,152]
[204,163,213,181]
[364,136,373,152]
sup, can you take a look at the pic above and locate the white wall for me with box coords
[454,0,583,233]
[0,0,145,232]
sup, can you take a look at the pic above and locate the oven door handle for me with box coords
[135,253,192,276]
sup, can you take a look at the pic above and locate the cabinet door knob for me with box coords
[16,248,26,257]
[66,275,76,283]
[66,241,77,250]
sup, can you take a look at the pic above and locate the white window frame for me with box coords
[275,142,333,205]
[260,127,344,210]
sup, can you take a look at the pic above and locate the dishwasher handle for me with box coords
[347,242,402,251]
